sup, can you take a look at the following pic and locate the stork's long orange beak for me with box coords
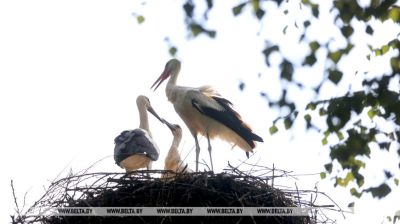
[151,69,170,91]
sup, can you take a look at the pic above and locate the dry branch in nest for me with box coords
[12,165,342,224]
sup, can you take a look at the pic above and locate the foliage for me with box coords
[139,0,400,199]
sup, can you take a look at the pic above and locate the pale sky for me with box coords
[0,1,399,223]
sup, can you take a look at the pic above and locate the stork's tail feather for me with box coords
[252,133,264,143]
[243,130,264,149]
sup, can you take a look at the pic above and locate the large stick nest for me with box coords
[12,166,341,224]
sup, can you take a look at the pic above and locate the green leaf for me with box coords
[262,45,279,66]
[328,69,343,84]
[322,137,328,145]
[365,25,374,35]
[350,188,362,198]
[384,170,393,179]
[190,24,202,37]
[389,39,400,49]
[205,0,213,10]
[168,47,177,56]
[324,163,333,173]
[394,178,399,186]
[136,15,145,24]
[381,44,390,55]
[336,131,344,141]
[280,60,294,81]
[375,49,382,56]
[390,57,400,72]
[250,0,265,20]
[328,50,342,63]
[284,117,293,130]
[367,107,379,119]
[303,53,317,66]
[303,20,311,28]
[364,183,391,199]
[356,173,365,187]
[341,25,354,38]
[348,202,354,208]
[304,114,311,122]
[320,172,326,179]
[269,125,278,135]
[319,107,327,116]
[306,102,316,110]
[389,6,400,22]
[206,30,216,38]
[379,142,391,151]
[388,132,395,141]
[336,172,354,187]
[311,4,319,18]
[183,1,194,18]
[232,3,246,16]
[309,41,320,52]
[343,43,354,54]
[238,82,245,91]
[255,8,265,20]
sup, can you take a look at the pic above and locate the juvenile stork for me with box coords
[151,59,264,171]
[114,95,166,172]
[162,123,193,179]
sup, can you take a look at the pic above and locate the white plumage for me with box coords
[151,59,263,171]
[114,95,165,172]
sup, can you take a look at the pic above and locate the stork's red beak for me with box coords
[151,69,170,91]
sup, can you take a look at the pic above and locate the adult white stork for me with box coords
[114,95,167,172]
[162,123,193,179]
[151,59,264,171]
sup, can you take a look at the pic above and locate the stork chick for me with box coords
[162,123,192,179]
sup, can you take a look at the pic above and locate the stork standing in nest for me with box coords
[151,59,264,172]
[114,95,168,172]
[162,123,192,179]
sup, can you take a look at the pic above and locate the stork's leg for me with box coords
[146,162,152,177]
[194,135,200,172]
[206,133,214,171]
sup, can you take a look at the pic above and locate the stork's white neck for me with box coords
[138,105,151,135]
[165,133,182,165]
[172,133,182,149]
[166,69,180,102]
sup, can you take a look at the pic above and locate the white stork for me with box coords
[151,59,264,171]
[114,95,167,172]
[162,123,193,179]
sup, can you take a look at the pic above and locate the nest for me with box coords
[12,165,342,224]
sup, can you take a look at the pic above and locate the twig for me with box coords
[11,180,21,220]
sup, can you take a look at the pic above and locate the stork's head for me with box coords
[151,59,181,91]
[165,122,182,138]
[136,95,164,123]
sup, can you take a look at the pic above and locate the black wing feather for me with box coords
[192,96,263,149]
[114,129,159,165]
